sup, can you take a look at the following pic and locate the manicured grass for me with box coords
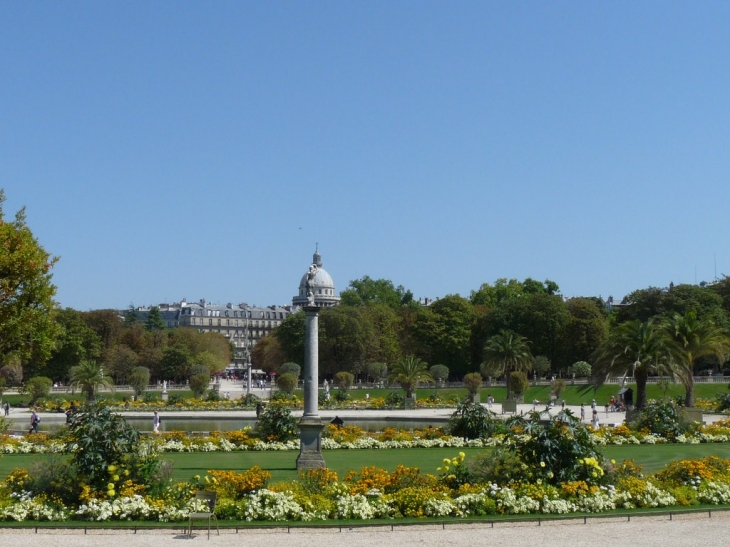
[3,443,729,484]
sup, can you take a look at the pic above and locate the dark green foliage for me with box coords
[127,366,150,397]
[447,401,504,440]
[256,403,298,442]
[240,393,261,407]
[26,455,81,505]
[463,372,483,395]
[278,362,301,378]
[509,371,529,395]
[334,389,350,402]
[276,372,298,394]
[25,376,53,403]
[502,410,604,486]
[205,389,221,402]
[385,390,404,407]
[167,393,183,405]
[716,392,730,412]
[629,401,687,439]
[142,392,161,403]
[189,371,210,398]
[66,401,143,489]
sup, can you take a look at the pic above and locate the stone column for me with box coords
[297,306,326,470]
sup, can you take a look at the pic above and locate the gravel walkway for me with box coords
[1,512,729,547]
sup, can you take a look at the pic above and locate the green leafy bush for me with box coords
[385,391,405,407]
[276,372,298,394]
[629,401,686,439]
[256,403,298,442]
[25,376,53,404]
[447,401,503,440]
[66,401,145,489]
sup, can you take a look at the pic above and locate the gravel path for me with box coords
[1,512,729,547]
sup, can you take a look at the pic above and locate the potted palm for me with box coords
[387,355,433,409]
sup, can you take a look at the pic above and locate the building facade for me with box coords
[133,299,294,371]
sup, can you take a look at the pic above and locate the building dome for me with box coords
[293,248,340,308]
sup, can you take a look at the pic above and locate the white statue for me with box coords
[162,380,167,393]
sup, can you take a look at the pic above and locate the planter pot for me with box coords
[502,400,518,414]
[680,407,704,426]
[470,392,481,404]
[404,396,416,410]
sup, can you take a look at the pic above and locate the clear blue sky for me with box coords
[2,2,729,311]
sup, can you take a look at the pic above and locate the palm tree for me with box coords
[387,355,433,399]
[481,330,533,399]
[593,319,671,410]
[663,311,729,408]
[69,360,115,401]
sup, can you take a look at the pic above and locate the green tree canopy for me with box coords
[339,276,414,310]
[0,190,60,367]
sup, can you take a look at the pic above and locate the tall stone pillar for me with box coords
[296,306,326,470]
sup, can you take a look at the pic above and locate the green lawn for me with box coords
[3,443,729,484]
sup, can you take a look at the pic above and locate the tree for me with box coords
[144,306,166,331]
[189,366,211,398]
[561,298,608,366]
[571,361,592,377]
[318,307,372,375]
[160,345,192,381]
[367,362,387,383]
[68,360,115,401]
[414,295,475,377]
[593,319,670,410]
[276,372,298,395]
[0,190,60,366]
[532,355,552,378]
[429,364,450,385]
[387,355,433,398]
[274,312,306,365]
[663,311,729,407]
[339,276,411,310]
[279,362,301,378]
[251,335,284,374]
[25,376,53,404]
[127,366,150,397]
[104,344,139,383]
[334,371,355,391]
[481,330,533,399]
[39,308,102,382]
[463,372,483,396]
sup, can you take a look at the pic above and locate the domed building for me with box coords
[293,248,340,308]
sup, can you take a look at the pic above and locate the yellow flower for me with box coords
[107,483,115,490]
[540,461,546,468]
[458,452,466,460]
[611,459,616,465]
[113,475,120,481]
[443,458,451,466]
[108,465,117,473]
[107,489,115,497]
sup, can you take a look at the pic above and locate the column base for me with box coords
[296,417,326,470]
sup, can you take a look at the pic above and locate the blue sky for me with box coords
[2,2,729,311]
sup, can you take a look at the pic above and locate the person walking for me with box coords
[30,409,40,434]
[3,402,8,417]
[153,411,161,434]
[580,403,586,422]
